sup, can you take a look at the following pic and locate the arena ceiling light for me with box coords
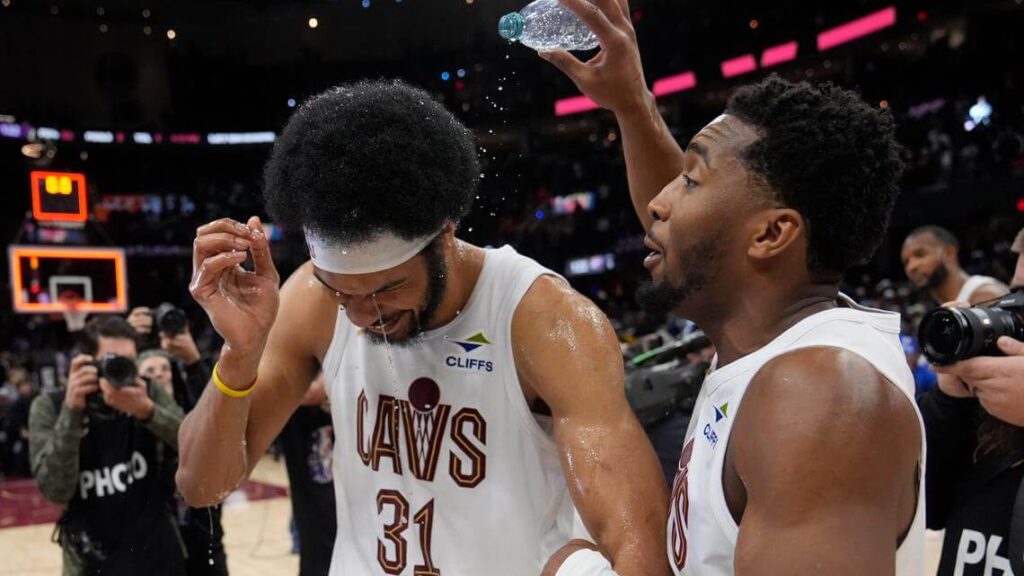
[760,41,799,68]
[817,6,897,52]
[207,131,276,145]
[554,95,600,117]
[652,71,697,97]
[721,54,757,78]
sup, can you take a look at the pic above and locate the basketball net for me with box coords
[60,294,88,332]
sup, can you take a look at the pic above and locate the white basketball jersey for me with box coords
[667,295,926,575]
[321,246,575,576]
[957,274,1003,303]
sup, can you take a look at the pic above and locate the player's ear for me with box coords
[747,208,804,262]
[943,244,957,263]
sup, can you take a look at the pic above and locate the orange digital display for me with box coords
[8,246,127,313]
[30,171,89,222]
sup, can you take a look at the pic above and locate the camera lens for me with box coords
[919,308,970,364]
[101,355,138,389]
[156,303,188,335]
[920,304,1024,364]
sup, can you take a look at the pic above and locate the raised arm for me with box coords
[176,217,328,506]
[514,276,670,576]
[729,347,921,575]
[540,0,686,230]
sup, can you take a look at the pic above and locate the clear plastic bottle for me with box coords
[499,0,598,52]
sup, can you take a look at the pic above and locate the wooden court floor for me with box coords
[0,457,298,576]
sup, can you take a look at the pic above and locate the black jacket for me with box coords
[920,388,1024,576]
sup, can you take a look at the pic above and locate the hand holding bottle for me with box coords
[537,0,651,117]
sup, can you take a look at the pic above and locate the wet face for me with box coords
[639,114,764,318]
[139,356,174,392]
[901,232,951,290]
[313,240,448,346]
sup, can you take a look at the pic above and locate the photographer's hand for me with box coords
[127,306,154,336]
[65,355,99,411]
[161,329,202,366]
[99,377,155,421]
[936,373,973,398]
[934,336,1024,426]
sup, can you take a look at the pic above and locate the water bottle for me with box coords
[499,0,599,52]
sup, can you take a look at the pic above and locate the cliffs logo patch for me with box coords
[714,403,729,423]
[452,332,492,353]
[446,332,494,372]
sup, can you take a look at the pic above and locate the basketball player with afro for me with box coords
[538,0,926,574]
[176,80,671,575]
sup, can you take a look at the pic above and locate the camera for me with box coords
[153,302,188,335]
[92,353,138,389]
[919,289,1024,365]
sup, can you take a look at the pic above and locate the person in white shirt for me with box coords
[901,225,1007,306]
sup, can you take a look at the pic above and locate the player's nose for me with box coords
[343,297,383,329]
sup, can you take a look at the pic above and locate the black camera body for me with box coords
[153,302,188,335]
[92,353,138,389]
[919,289,1024,365]
[85,353,141,419]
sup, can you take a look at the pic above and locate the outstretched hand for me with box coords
[539,0,650,116]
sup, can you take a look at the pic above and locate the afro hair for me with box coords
[263,80,480,244]
[726,74,904,273]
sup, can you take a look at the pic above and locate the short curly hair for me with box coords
[726,75,904,273]
[906,225,959,249]
[81,316,137,356]
[263,80,480,244]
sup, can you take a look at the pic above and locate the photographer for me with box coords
[128,305,207,408]
[131,306,229,576]
[917,227,1024,576]
[28,315,186,576]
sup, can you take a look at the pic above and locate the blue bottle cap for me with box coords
[498,12,525,41]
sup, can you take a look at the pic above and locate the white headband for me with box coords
[304,228,441,275]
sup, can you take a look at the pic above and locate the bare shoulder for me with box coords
[743,346,918,435]
[512,275,620,358]
[728,347,922,574]
[270,261,339,363]
[732,346,920,480]
[970,280,1010,305]
[511,275,623,403]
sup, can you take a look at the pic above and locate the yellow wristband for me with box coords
[212,362,257,398]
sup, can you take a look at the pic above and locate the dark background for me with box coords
[1,0,1023,346]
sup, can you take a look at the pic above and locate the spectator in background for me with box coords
[28,316,185,575]
[138,350,176,395]
[279,373,336,576]
[900,335,937,396]
[128,306,209,408]
[2,376,37,477]
[901,225,1008,306]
